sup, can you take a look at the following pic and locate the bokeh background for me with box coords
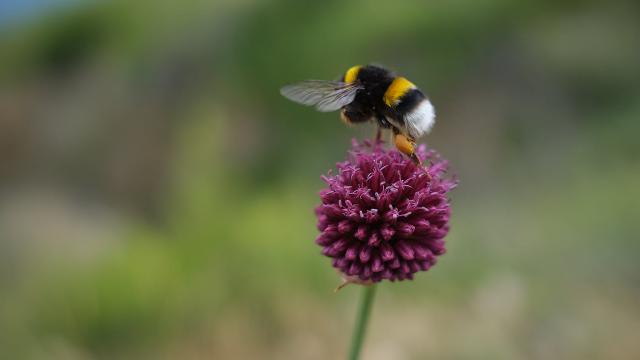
[1,0,639,359]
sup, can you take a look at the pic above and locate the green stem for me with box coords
[348,285,377,360]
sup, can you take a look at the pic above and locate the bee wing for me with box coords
[280,80,362,112]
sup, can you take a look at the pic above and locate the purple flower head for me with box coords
[315,139,457,283]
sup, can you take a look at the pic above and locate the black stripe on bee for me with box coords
[395,88,426,115]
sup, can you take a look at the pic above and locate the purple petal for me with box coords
[368,232,381,247]
[348,262,361,276]
[345,244,360,260]
[338,220,353,234]
[395,241,415,261]
[396,222,415,236]
[354,225,368,241]
[372,256,384,272]
[359,246,372,263]
[380,224,395,241]
[380,242,395,261]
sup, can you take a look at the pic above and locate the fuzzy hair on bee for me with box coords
[280,64,436,164]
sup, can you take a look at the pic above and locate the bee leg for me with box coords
[374,114,393,142]
[393,128,422,166]
[375,126,383,141]
[409,152,422,166]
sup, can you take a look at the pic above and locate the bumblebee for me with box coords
[280,64,435,164]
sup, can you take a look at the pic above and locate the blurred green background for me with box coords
[1,0,639,359]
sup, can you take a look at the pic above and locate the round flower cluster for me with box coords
[315,140,456,283]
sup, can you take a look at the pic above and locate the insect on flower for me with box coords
[280,64,436,165]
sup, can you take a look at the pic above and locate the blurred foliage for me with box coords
[1,0,640,359]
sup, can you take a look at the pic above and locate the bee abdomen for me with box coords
[404,97,435,139]
[395,88,425,115]
[384,77,435,139]
[383,77,416,107]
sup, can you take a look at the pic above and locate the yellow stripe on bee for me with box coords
[384,77,416,107]
[344,65,362,84]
